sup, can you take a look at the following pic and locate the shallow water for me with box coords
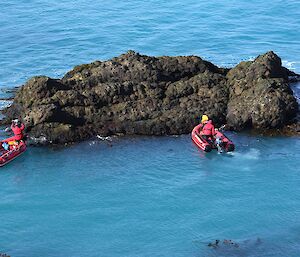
[0,0,300,256]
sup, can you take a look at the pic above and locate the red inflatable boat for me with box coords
[191,124,234,152]
[0,140,27,167]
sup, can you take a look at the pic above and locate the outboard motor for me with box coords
[215,137,223,153]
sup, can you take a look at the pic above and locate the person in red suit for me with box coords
[2,119,25,143]
[199,115,215,141]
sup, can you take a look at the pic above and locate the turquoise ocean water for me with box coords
[0,1,300,256]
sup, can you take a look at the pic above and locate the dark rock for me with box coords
[2,51,299,144]
[226,51,298,130]
[255,121,300,136]
[0,253,10,257]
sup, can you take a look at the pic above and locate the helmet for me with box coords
[201,115,209,123]
[12,119,19,124]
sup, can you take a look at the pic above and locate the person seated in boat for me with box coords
[2,119,25,143]
[199,115,215,142]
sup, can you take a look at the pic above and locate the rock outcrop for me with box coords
[2,51,299,144]
[226,52,298,130]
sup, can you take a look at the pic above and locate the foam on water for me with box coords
[282,60,300,71]
[228,148,261,160]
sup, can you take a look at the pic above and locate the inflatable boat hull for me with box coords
[0,141,27,167]
[191,124,234,152]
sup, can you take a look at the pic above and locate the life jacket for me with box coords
[201,120,215,136]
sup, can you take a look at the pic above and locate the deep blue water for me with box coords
[0,1,300,257]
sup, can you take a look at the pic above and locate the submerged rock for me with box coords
[208,239,239,248]
[0,254,10,257]
[2,51,299,144]
[206,238,264,257]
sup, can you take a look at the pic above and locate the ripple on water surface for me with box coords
[0,0,300,256]
[0,0,300,87]
[0,134,300,257]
